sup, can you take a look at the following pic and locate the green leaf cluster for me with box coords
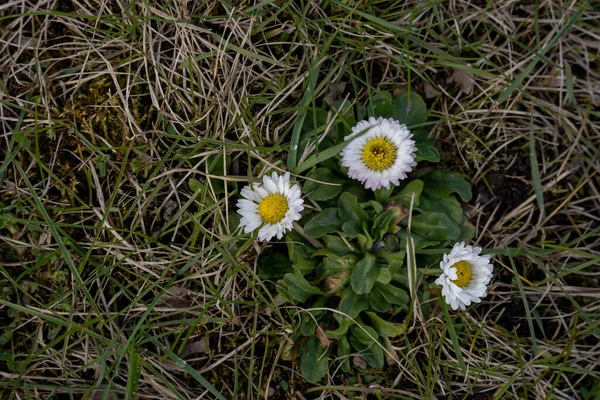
[266,90,476,382]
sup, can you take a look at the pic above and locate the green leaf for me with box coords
[371,210,396,241]
[391,180,423,208]
[419,194,463,223]
[421,170,472,202]
[338,192,368,222]
[282,273,325,303]
[365,312,406,337]
[351,253,378,295]
[406,212,461,242]
[415,142,441,163]
[286,231,317,275]
[396,230,439,250]
[300,312,317,336]
[300,337,329,383]
[363,200,384,214]
[316,253,355,280]
[393,92,428,128]
[376,268,392,284]
[374,282,410,306]
[339,289,369,318]
[304,208,341,238]
[367,92,394,118]
[327,313,353,339]
[458,215,476,242]
[374,186,394,204]
[350,320,379,344]
[356,229,374,253]
[188,178,203,192]
[366,289,391,313]
[301,108,329,134]
[337,335,352,372]
[321,235,353,256]
[341,220,363,238]
[286,230,314,259]
[257,253,293,279]
[411,130,440,163]
[304,168,346,201]
[349,324,384,369]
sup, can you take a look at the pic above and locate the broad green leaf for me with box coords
[374,186,394,204]
[393,92,428,128]
[350,321,379,344]
[396,230,439,250]
[304,208,341,238]
[374,282,410,306]
[316,253,356,280]
[412,131,440,163]
[286,230,315,260]
[356,229,374,253]
[304,168,346,201]
[391,180,424,208]
[338,192,368,222]
[387,261,405,276]
[338,335,352,372]
[321,234,353,256]
[367,92,394,118]
[332,98,355,122]
[351,254,378,295]
[366,289,391,313]
[326,313,352,339]
[458,215,476,242]
[349,325,384,369]
[282,273,325,303]
[376,268,392,284]
[188,178,203,192]
[301,108,329,134]
[421,170,472,202]
[371,210,396,241]
[365,312,406,337]
[415,143,441,163]
[286,231,317,275]
[339,289,369,318]
[257,253,293,279]
[419,194,463,223]
[300,312,317,336]
[363,200,384,214]
[300,337,329,383]
[341,220,363,238]
[406,212,461,242]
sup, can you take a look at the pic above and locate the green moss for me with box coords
[60,75,155,147]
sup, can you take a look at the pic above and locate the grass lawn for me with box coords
[1,0,599,399]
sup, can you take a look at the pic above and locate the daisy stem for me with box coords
[292,222,324,249]
[419,268,440,276]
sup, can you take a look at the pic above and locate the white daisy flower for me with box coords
[339,116,417,191]
[237,172,304,241]
[435,242,494,311]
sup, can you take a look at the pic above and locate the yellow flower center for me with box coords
[450,260,472,288]
[258,193,289,224]
[361,137,397,171]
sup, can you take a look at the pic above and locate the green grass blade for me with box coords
[146,334,227,400]
[497,7,584,104]
[529,114,545,219]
